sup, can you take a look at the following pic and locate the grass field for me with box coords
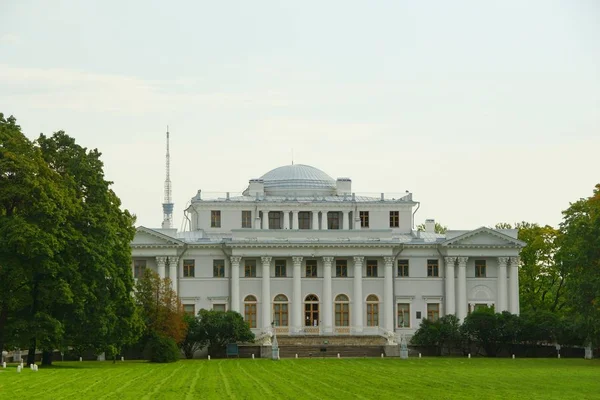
[0,358,599,399]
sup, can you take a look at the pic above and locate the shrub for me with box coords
[145,334,180,363]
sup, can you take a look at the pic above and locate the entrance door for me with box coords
[304,294,319,327]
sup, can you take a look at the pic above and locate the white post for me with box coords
[383,256,394,332]
[230,256,242,313]
[497,257,509,312]
[509,257,520,314]
[353,256,364,333]
[292,211,299,230]
[312,211,319,230]
[156,256,167,280]
[283,211,290,230]
[292,256,303,333]
[445,257,456,316]
[261,256,272,330]
[169,257,179,294]
[457,257,468,321]
[322,257,334,334]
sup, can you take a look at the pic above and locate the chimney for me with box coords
[425,219,435,233]
[248,179,264,196]
[336,178,352,196]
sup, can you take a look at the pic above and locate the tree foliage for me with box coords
[411,314,462,355]
[180,314,203,359]
[193,309,254,355]
[416,222,447,234]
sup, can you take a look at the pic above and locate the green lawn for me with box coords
[0,358,599,399]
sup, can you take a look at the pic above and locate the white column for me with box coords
[457,256,468,321]
[261,256,272,330]
[445,257,456,316]
[312,211,319,230]
[509,257,520,314]
[262,210,269,230]
[342,211,349,230]
[383,256,394,332]
[254,214,261,229]
[292,210,299,230]
[353,256,364,333]
[322,257,334,334]
[156,256,167,280]
[230,256,241,313]
[283,211,290,230]
[354,216,361,230]
[321,211,328,230]
[292,256,303,332]
[168,256,179,294]
[497,257,509,312]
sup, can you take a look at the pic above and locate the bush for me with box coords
[144,334,180,363]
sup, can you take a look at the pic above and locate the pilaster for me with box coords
[322,256,334,334]
[383,256,394,332]
[292,256,303,332]
[230,256,242,312]
[168,256,179,294]
[457,256,468,321]
[261,256,272,329]
[497,257,509,312]
[509,257,520,314]
[353,256,364,332]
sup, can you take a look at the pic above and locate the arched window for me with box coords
[304,294,319,326]
[335,294,350,327]
[273,294,288,327]
[366,294,379,327]
[244,295,257,328]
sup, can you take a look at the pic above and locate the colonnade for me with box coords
[155,256,179,293]
[258,210,359,230]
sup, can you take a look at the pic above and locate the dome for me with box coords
[259,164,337,195]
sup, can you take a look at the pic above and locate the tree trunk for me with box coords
[42,350,53,366]
[26,336,37,365]
[0,304,8,353]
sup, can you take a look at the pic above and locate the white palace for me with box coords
[131,163,524,340]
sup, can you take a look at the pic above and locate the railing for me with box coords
[274,327,289,335]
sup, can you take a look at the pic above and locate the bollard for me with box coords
[2,361,6,368]
[121,356,125,362]
[419,353,422,359]
[512,354,515,359]
[381,353,384,358]
[79,357,82,362]
[468,353,471,359]
[252,354,255,359]
[17,365,22,373]
[337,353,340,359]
[30,364,33,370]
[295,354,298,359]
[208,355,211,361]
[34,365,38,372]
[558,354,561,359]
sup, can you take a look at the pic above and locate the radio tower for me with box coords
[161,127,174,229]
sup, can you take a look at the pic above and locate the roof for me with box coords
[258,164,337,195]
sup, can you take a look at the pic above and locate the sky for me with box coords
[1,0,598,231]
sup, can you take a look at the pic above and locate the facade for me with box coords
[131,164,524,341]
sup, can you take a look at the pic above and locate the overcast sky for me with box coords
[1,1,598,231]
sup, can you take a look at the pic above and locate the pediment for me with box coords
[132,227,184,246]
[442,227,525,248]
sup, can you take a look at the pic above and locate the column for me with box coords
[283,211,290,230]
[383,256,394,332]
[457,256,468,321]
[292,256,303,332]
[445,257,456,316]
[497,257,509,312]
[353,256,364,333]
[230,256,242,313]
[262,210,269,230]
[354,215,361,230]
[261,256,272,330]
[509,257,520,314]
[292,210,299,230]
[322,257,334,334]
[321,211,328,230]
[312,211,319,230]
[156,256,167,280]
[168,256,179,294]
[342,211,349,230]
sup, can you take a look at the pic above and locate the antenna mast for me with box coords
[161,127,174,229]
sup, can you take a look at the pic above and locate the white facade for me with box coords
[131,164,524,339]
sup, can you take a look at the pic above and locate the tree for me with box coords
[411,314,462,355]
[195,309,254,356]
[461,307,501,356]
[416,222,447,234]
[180,314,203,359]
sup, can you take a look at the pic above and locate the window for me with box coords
[244,260,256,277]
[273,294,288,327]
[427,303,440,321]
[183,304,195,317]
[397,303,410,328]
[244,295,257,328]
[336,259,348,277]
[242,211,252,228]
[427,259,439,277]
[298,212,311,229]
[366,260,378,277]
[390,211,399,228]
[366,295,379,327]
[327,212,340,230]
[359,211,369,228]
[213,304,226,312]
[335,294,350,327]
[269,212,281,229]
[275,260,287,277]
[398,259,409,277]
[211,210,221,228]
[213,259,225,277]
[475,260,486,277]
[133,260,146,279]
[183,259,195,277]
[305,260,317,277]
[304,294,319,326]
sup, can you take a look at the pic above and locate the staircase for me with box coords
[275,335,386,358]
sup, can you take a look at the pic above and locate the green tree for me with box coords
[180,314,203,359]
[195,309,254,356]
[461,307,501,357]
[411,314,462,355]
[416,222,447,234]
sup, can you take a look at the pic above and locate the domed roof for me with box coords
[259,164,337,195]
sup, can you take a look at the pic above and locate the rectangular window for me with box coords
[305,260,317,277]
[183,304,195,317]
[211,210,221,228]
[183,259,195,278]
[359,211,369,228]
[298,212,311,229]
[398,259,409,277]
[475,260,486,277]
[269,212,281,229]
[213,259,225,277]
[245,260,256,277]
[390,211,399,228]
[133,260,146,279]
[427,303,440,321]
[213,304,226,312]
[336,259,348,277]
[427,259,439,277]
[366,260,378,277]
[275,260,287,277]
[327,212,340,230]
[242,210,252,228]
[397,303,410,328]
